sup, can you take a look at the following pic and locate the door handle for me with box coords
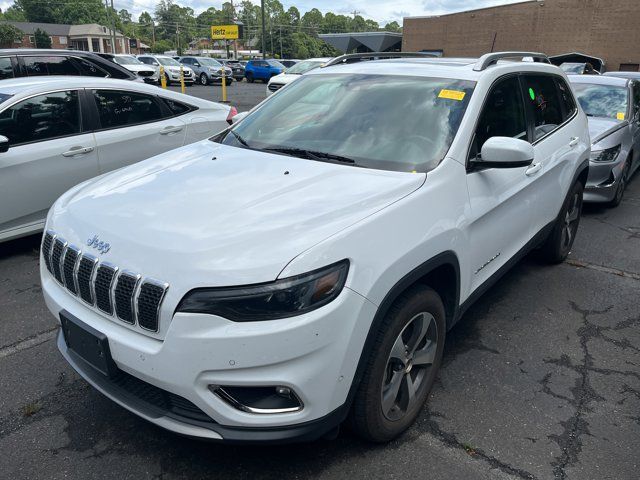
[569,137,579,147]
[525,162,542,176]
[62,146,94,157]
[160,126,183,135]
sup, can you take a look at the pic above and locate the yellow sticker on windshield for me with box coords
[438,89,466,101]
[617,112,625,120]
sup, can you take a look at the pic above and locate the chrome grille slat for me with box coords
[51,238,67,284]
[46,230,168,334]
[95,264,118,315]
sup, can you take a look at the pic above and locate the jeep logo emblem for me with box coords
[86,235,111,254]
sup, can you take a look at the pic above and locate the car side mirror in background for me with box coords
[473,136,534,170]
[0,135,9,153]
[193,62,200,67]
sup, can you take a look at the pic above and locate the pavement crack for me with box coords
[564,258,640,281]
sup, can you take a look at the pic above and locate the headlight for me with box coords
[590,145,621,162]
[176,260,349,321]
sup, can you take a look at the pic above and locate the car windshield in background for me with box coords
[572,83,628,120]
[286,60,325,75]
[220,74,475,172]
[114,56,142,66]
[560,63,586,74]
[158,57,181,66]
[0,93,13,104]
[267,60,285,69]
[198,58,222,67]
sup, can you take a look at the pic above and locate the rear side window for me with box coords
[521,75,564,141]
[470,76,527,159]
[0,90,81,146]
[555,78,577,121]
[73,58,108,77]
[23,56,80,76]
[0,57,14,80]
[92,90,164,129]
[162,98,193,116]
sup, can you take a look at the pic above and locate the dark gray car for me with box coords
[179,56,233,86]
[569,74,640,206]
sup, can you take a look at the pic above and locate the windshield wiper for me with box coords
[263,147,357,165]
[228,130,251,148]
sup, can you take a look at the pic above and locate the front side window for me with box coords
[571,82,629,121]
[138,57,156,65]
[198,58,222,67]
[556,78,577,122]
[220,73,475,172]
[114,55,142,66]
[286,60,325,75]
[92,90,163,129]
[470,76,527,159]
[157,57,180,67]
[522,75,565,140]
[0,57,14,80]
[73,58,108,77]
[267,60,285,69]
[0,90,81,146]
[23,56,80,76]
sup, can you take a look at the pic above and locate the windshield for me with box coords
[219,74,475,172]
[158,57,181,66]
[286,60,325,75]
[198,57,222,67]
[572,83,629,120]
[267,60,285,69]
[561,63,585,74]
[114,55,142,66]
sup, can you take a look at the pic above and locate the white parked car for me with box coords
[267,57,331,95]
[137,54,195,85]
[110,54,160,84]
[42,52,589,443]
[0,76,234,242]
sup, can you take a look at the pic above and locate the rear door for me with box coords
[465,75,537,292]
[0,90,99,234]
[520,74,586,233]
[88,88,187,173]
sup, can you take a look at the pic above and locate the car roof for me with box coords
[306,57,563,82]
[568,74,629,87]
[0,48,98,56]
[604,71,640,79]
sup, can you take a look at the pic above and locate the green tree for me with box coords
[0,23,22,47]
[33,28,51,48]
[383,21,401,32]
[15,0,107,24]
[3,5,27,21]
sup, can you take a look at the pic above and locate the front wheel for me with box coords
[246,72,254,83]
[199,73,209,86]
[609,160,629,208]
[539,180,584,263]
[349,285,446,442]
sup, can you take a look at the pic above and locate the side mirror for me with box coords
[474,136,534,169]
[0,135,9,153]
[193,62,200,67]
[231,111,249,124]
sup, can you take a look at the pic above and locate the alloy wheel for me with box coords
[200,73,208,85]
[561,192,582,250]
[381,312,438,421]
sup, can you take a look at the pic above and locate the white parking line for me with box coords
[0,328,57,359]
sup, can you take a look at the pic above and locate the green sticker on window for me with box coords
[529,88,535,100]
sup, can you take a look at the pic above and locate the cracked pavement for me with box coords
[1,158,638,479]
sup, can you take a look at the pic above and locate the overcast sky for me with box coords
[1,0,524,25]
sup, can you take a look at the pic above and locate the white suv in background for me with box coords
[267,57,331,95]
[42,52,590,444]
[137,54,195,85]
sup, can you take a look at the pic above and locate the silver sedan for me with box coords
[0,76,233,242]
[569,74,640,206]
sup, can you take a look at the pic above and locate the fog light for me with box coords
[209,385,303,414]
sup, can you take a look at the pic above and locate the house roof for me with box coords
[5,22,71,36]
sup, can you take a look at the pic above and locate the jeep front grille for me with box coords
[42,230,168,333]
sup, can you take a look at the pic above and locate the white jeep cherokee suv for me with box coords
[41,52,590,443]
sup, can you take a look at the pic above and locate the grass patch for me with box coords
[462,442,477,456]
[22,401,42,417]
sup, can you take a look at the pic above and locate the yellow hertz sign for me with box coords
[211,25,239,40]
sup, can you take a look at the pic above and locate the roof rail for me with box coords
[323,52,436,68]
[473,52,550,71]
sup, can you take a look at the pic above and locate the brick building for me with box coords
[402,0,640,72]
[5,22,144,54]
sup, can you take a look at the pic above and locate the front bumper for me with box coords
[167,71,194,83]
[43,269,376,442]
[583,157,625,203]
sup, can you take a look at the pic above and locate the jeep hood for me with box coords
[49,141,424,288]
[588,116,627,145]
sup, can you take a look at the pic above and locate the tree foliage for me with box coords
[2,0,401,58]
[33,28,51,48]
[0,22,22,47]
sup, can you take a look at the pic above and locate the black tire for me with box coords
[199,73,209,86]
[246,72,254,83]
[164,73,171,85]
[608,159,629,208]
[539,180,584,264]
[349,284,446,443]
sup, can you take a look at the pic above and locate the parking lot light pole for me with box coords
[261,0,266,59]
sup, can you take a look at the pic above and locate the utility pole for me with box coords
[279,25,282,59]
[351,10,361,18]
[110,0,117,52]
[261,0,266,59]
[176,23,180,54]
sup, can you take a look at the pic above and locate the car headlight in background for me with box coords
[590,145,621,162]
[176,260,349,321]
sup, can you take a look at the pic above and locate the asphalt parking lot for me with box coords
[0,83,639,479]
[166,79,268,112]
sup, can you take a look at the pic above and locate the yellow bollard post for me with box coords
[221,67,228,103]
[159,65,167,89]
[179,65,185,94]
